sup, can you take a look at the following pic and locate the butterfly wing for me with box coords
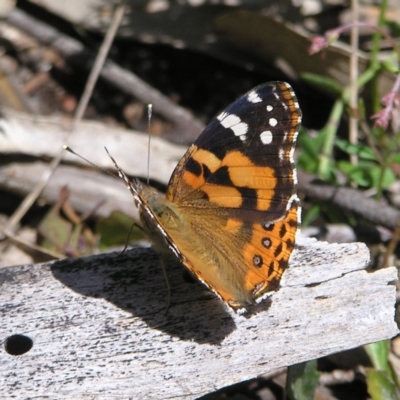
[167,81,301,222]
[164,82,302,310]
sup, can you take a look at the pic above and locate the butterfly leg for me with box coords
[114,222,145,257]
[158,255,171,314]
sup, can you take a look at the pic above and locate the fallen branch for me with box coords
[6,8,205,143]
[298,170,400,231]
[0,162,139,220]
[0,108,186,183]
[0,238,397,398]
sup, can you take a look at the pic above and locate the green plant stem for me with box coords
[365,341,400,390]
[318,98,344,180]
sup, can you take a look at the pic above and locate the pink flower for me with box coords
[371,109,392,130]
[308,29,341,55]
[371,74,400,130]
[382,92,400,108]
[308,36,328,55]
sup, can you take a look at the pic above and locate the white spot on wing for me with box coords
[217,111,228,121]
[260,130,273,144]
[279,148,285,161]
[218,112,240,128]
[218,112,248,139]
[283,131,289,141]
[262,238,271,248]
[269,118,278,127]
[247,90,262,103]
[266,105,273,112]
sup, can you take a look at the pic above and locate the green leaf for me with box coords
[337,160,395,189]
[335,139,377,160]
[385,18,400,37]
[337,161,371,186]
[298,136,321,173]
[297,152,319,174]
[369,166,396,189]
[298,130,334,175]
[298,133,322,158]
[365,341,390,375]
[389,153,400,164]
[302,204,321,227]
[366,369,398,400]
[96,211,144,250]
[301,73,343,95]
[37,204,72,252]
[286,360,319,400]
[382,58,400,74]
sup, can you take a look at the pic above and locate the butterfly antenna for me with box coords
[63,145,117,178]
[147,104,153,186]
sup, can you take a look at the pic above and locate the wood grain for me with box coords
[0,108,186,183]
[1,238,397,399]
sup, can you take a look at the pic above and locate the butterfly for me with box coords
[108,81,302,313]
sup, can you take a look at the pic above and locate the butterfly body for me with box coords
[111,81,302,312]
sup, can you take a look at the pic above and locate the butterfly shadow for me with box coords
[51,247,237,345]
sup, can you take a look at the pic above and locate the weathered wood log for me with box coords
[1,238,398,399]
[0,162,141,220]
[0,108,186,184]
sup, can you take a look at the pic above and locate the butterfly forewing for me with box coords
[167,81,301,223]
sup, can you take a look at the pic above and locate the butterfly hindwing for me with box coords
[160,198,299,309]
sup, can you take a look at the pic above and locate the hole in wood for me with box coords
[5,334,33,355]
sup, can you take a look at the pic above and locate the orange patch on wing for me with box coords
[255,192,274,211]
[229,166,277,189]
[201,185,242,208]
[222,150,277,190]
[221,150,278,211]
[221,150,252,168]
[242,237,283,293]
[242,200,299,296]
[183,148,223,190]
[192,148,221,173]
[278,82,300,123]
[183,170,206,189]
